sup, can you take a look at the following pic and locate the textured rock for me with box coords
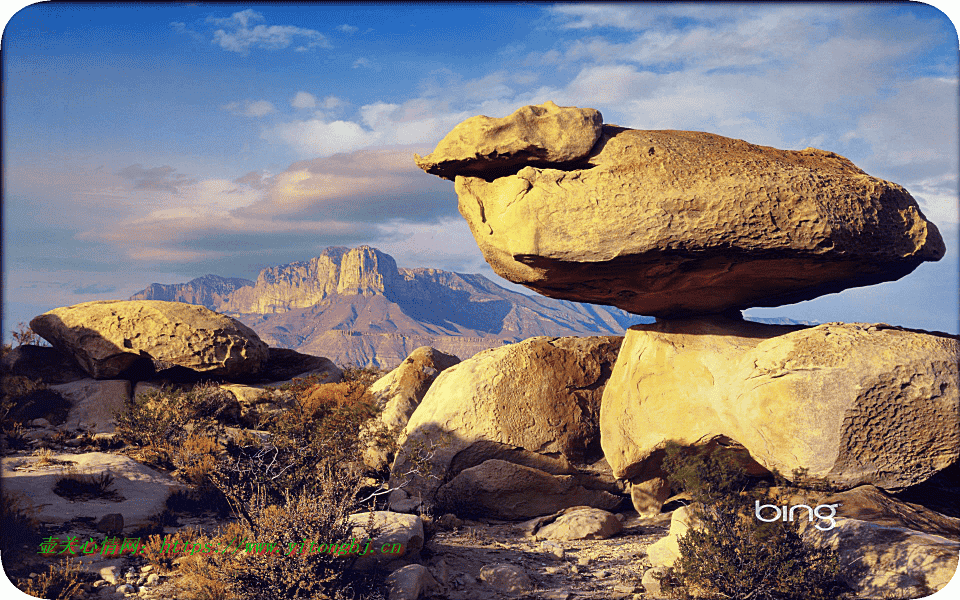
[96,513,124,535]
[803,517,960,598]
[130,274,253,309]
[365,346,460,470]
[31,300,268,380]
[385,564,439,600]
[479,563,532,595]
[421,107,945,316]
[533,507,623,541]
[50,379,132,434]
[601,318,959,493]
[1,451,187,530]
[415,101,603,181]
[435,459,622,520]
[391,336,624,516]
[646,506,700,568]
[256,347,341,382]
[347,511,424,572]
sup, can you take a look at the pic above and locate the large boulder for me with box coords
[391,336,623,517]
[417,104,945,317]
[414,101,603,180]
[601,318,959,495]
[30,300,269,380]
[49,378,132,433]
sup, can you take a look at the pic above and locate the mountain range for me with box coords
[130,246,654,367]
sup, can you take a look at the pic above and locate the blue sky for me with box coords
[3,2,959,340]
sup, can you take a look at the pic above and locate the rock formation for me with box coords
[130,245,650,368]
[129,274,253,309]
[391,336,624,518]
[601,318,959,492]
[30,300,269,380]
[416,103,944,317]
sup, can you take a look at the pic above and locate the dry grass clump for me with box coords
[1,492,42,561]
[16,558,87,600]
[53,470,123,502]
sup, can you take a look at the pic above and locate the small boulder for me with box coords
[479,563,532,595]
[96,513,124,536]
[534,507,623,541]
[386,564,439,600]
[347,511,424,572]
[415,101,603,180]
[49,379,131,434]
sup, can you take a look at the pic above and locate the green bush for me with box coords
[659,441,851,600]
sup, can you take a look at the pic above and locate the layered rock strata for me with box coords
[416,103,945,317]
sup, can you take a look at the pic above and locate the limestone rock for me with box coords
[415,101,603,180]
[479,563,532,595]
[347,511,424,572]
[257,347,341,382]
[804,517,960,597]
[646,506,699,568]
[422,107,944,316]
[365,347,459,470]
[601,318,959,492]
[50,379,132,434]
[435,459,622,520]
[534,507,623,541]
[30,300,268,380]
[386,564,439,600]
[391,336,623,516]
[1,451,187,530]
[371,346,460,431]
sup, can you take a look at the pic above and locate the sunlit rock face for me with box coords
[417,102,945,317]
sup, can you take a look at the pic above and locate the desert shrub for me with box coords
[16,558,86,600]
[1,492,42,560]
[10,322,46,348]
[53,470,124,502]
[340,364,386,389]
[660,441,851,600]
[1,373,71,429]
[114,382,229,468]
[178,485,383,600]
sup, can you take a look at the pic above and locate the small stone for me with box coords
[577,556,591,566]
[97,513,124,536]
[139,566,153,573]
[540,540,564,560]
[99,566,120,585]
[29,418,51,428]
[116,583,136,594]
[146,574,160,586]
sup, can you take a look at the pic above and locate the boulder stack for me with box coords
[414,102,957,516]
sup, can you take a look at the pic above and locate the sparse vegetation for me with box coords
[658,441,851,600]
[17,558,87,600]
[53,470,124,502]
[10,321,47,347]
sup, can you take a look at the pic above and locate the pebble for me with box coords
[146,574,160,586]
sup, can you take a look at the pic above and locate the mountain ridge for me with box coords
[129,246,653,367]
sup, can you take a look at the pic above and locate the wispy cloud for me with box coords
[291,91,316,109]
[338,24,359,34]
[221,99,277,117]
[205,9,331,55]
[352,57,373,69]
[116,164,196,193]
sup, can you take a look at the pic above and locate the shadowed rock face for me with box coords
[417,104,945,317]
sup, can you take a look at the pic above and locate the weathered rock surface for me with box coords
[601,318,959,494]
[803,517,960,598]
[391,336,624,517]
[347,511,424,572]
[49,378,132,433]
[130,274,253,309]
[371,346,460,432]
[532,506,623,541]
[414,101,603,181]
[386,564,439,600]
[418,104,945,317]
[478,563,532,595]
[435,459,622,520]
[256,347,342,382]
[1,451,187,530]
[30,300,269,380]
[365,346,460,470]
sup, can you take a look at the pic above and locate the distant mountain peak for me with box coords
[129,245,652,367]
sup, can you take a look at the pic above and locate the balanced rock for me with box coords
[415,101,602,180]
[417,103,945,317]
[370,346,460,432]
[391,336,623,517]
[601,318,959,494]
[30,300,269,380]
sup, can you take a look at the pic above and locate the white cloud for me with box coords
[291,91,317,109]
[352,57,373,69]
[206,9,331,55]
[338,24,359,34]
[222,100,277,117]
[261,119,376,157]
